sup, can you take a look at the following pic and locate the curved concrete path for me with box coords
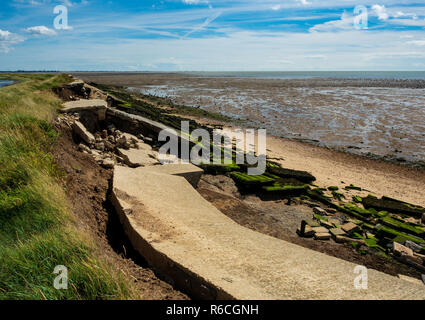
[111,165,425,300]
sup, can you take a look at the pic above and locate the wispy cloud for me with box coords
[309,12,354,32]
[0,29,25,53]
[25,26,57,36]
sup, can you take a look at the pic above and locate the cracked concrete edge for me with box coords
[109,188,234,300]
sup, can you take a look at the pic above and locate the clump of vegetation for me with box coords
[0,74,137,300]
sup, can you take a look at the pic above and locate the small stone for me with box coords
[314,233,331,240]
[393,242,414,257]
[144,136,153,144]
[95,142,105,151]
[101,159,114,169]
[137,133,145,140]
[78,143,91,154]
[104,140,115,151]
[313,207,327,216]
[404,240,423,253]
[101,130,108,138]
[326,208,337,214]
[341,222,360,235]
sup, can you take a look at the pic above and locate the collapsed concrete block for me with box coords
[117,148,159,168]
[72,121,95,145]
[330,228,346,240]
[61,99,107,121]
[314,233,331,240]
[341,222,360,235]
[313,207,327,216]
[393,242,414,257]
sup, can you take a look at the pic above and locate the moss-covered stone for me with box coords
[230,172,276,190]
[266,166,316,183]
[362,195,425,218]
[344,184,362,191]
[378,216,425,239]
[375,226,425,246]
[328,186,339,191]
[352,196,362,203]
[199,163,241,175]
[262,184,309,196]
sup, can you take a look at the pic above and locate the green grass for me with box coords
[0,74,137,300]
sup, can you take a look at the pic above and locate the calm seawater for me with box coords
[179,71,425,80]
[0,80,13,88]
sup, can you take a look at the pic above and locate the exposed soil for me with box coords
[51,122,188,300]
[198,174,423,280]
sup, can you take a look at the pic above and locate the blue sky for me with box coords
[0,0,425,71]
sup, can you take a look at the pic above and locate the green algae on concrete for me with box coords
[362,195,425,218]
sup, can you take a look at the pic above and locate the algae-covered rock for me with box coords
[266,166,316,183]
[362,195,425,218]
[230,172,276,190]
[262,184,308,196]
[199,163,240,175]
[378,216,425,239]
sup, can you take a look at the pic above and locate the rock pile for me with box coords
[57,113,160,169]
[297,201,425,277]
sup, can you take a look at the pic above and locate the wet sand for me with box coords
[73,72,425,207]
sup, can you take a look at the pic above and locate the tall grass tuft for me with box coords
[0,74,137,300]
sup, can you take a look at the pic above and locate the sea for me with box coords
[126,71,425,165]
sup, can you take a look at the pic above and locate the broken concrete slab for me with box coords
[72,121,95,145]
[312,227,328,234]
[128,163,204,188]
[341,222,360,235]
[61,99,107,121]
[330,228,346,239]
[393,242,414,258]
[110,165,425,300]
[117,148,159,168]
[314,233,331,240]
[313,207,327,216]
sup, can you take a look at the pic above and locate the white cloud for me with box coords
[0,29,25,53]
[372,4,389,21]
[296,0,311,5]
[271,4,281,11]
[309,12,354,32]
[407,40,425,46]
[25,26,57,36]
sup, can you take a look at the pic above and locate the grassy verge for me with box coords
[0,74,136,300]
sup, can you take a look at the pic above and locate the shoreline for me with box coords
[174,111,425,208]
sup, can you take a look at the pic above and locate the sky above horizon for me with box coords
[0,0,425,71]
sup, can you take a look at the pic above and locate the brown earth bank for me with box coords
[52,121,188,300]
